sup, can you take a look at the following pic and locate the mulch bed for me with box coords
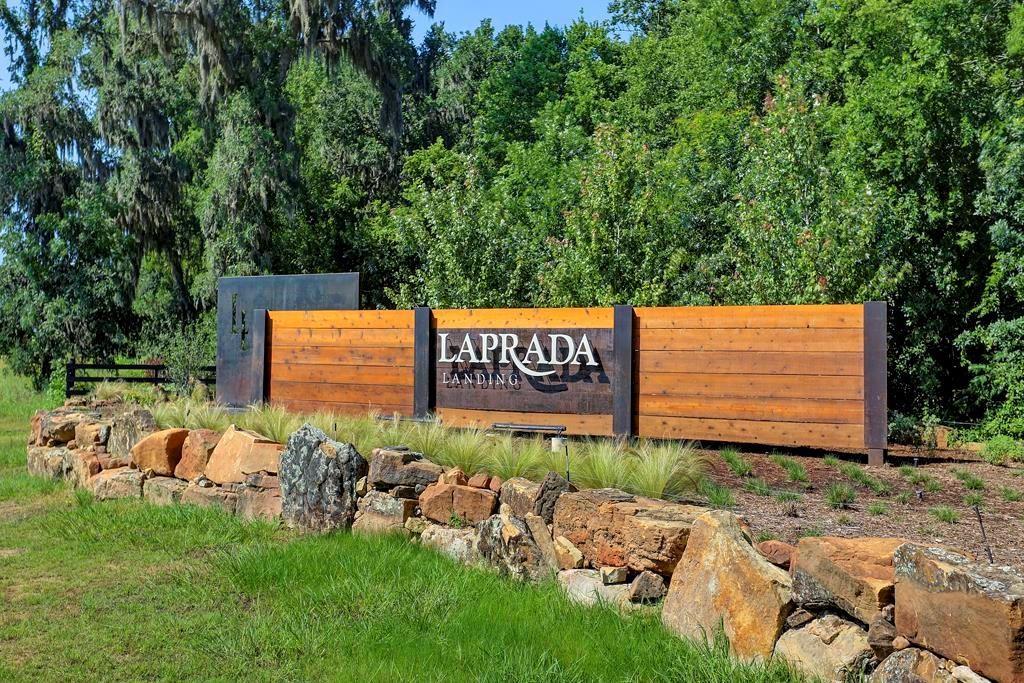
[697,447,1024,566]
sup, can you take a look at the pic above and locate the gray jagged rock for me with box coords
[279,423,368,532]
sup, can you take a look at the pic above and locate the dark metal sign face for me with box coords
[216,273,359,407]
[434,328,613,414]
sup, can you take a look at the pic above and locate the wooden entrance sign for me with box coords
[254,302,887,458]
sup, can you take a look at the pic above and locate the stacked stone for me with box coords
[26,403,1023,682]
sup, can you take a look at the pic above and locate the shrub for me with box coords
[929,506,960,523]
[981,435,1024,465]
[888,411,923,445]
[824,483,856,509]
[719,448,753,478]
[152,317,216,397]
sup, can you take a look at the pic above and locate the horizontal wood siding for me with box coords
[436,408,614,436]
[267,310,415,416]
[634,305,867,449]
[433,307,613,329]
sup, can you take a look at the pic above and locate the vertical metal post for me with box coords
[249,309,268,404]
[612,305,635,440]
[65,359,75,399]
[413,307,433,418]
[864,301,888,466]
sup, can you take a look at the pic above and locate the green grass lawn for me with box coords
[0,367,802,682]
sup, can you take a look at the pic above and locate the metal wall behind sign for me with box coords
[216,273,359,407]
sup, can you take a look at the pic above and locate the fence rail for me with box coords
[65,361,216,398]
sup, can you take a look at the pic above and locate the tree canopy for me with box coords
[1,0,1023,437]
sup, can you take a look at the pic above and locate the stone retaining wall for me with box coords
[26,401,1023,683]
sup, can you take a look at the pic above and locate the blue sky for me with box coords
[0,1,610,92]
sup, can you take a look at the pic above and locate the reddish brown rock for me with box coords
[67,450,101,488]
[419,483,497,524]
[419,483,456,523]
[894,543,1024,683]
[662,510,793,661]
[439,467,468,485]
[180,482,238,514]
[205,425,282,484]
[97,453,132,470]
[35,410,87,446]
[174,429,222,481]
[467,472,491,489]
[488,476,503,493]
[453,485,497,523]
[130,428,189,476]
[368,448,443,488]
[236,487,283,522]
[553,488,705,575]
[758,540,796,570]
[791,536,904,623]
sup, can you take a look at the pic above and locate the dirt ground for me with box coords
[698,448,1024,567]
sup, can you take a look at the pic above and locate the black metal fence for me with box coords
[64,361,216,398]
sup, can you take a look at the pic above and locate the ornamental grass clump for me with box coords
[628,439,705,499]
[435,428,490,475]
[238,404,303,444]
[486,434,544,481]
[575,439,629,490]
[719,448,753,477]
[770,454,808,484]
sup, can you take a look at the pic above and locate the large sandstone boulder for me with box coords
[894,543,1024,683]
[180,483,238,514]
[419,525,480,565]
[419,482,497,524]
[27,446,71,480]
[661,510,793,661]
[131,428,189,476]
[558,569,631,608]
[790,536,905,626]
[352,490,417,535]
[143,476,188,506]
[205,425,283,485]
[475,508,549,581]
[174,429,221,481]
[367,448,443,489]
[791,536,904,624]
[108,408,157,459]
[774,614,874,682]
[524,512,559,571]
[553,488,705,575]
[278,424,367,532]
[89,467,144,500]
